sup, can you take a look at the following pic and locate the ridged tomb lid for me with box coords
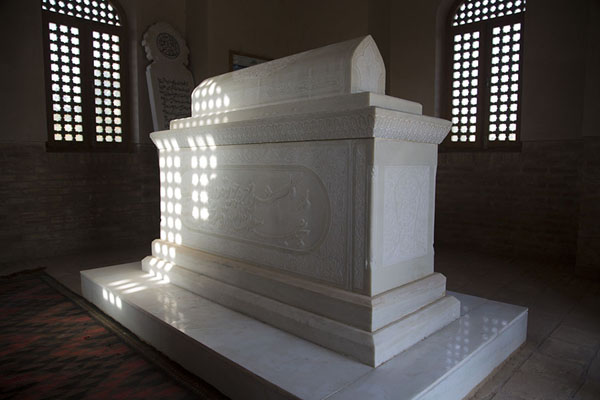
[190,35,385,116]
[150,36,452,148]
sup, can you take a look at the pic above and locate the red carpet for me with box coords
[0,270,227,399]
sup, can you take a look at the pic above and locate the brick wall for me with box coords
[435,140,582,263]
[0,143,160,264]
[576,137,600,277]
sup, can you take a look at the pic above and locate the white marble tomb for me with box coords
[82,35,527,399]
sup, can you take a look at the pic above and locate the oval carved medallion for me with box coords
[182,165,331,253]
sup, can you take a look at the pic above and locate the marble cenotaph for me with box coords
[82,36,527,399]
[151,35,459,367]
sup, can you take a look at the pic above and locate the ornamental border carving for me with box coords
[159,107,452,148]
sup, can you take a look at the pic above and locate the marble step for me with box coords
[81,262,527,400]
[141,254,460,367]
[143,243,450,332]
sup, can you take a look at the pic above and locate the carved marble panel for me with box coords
[164,106,451,147]
[367,140,438,296]
[352,141,372,292]
[181,165,330,253]
[159,140,363,288]
[382,166,430,266]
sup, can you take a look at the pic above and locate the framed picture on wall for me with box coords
[229,50,271,71]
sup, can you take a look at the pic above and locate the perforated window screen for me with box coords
[488,23,522,142]
[92,31,123,143]
[42,0,127,150]
[453,0,526,26]
[450,32,480,143]
[446,0,525,149]
[48,23,84,143]
[42,0,121,26]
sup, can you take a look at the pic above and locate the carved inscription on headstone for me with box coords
[156,32,180,59]
[157,77,192,128]
[142,22,194,131]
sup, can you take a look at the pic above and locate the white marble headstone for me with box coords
[142,22,195,131]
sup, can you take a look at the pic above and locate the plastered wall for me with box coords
[0,0,47,144]
[185,0,370,83]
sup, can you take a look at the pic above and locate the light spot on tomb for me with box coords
[116,282,137,290]
[200,207,209,220]
[109,279,131,286]
[199,156,207,168]
[123,286,147,294]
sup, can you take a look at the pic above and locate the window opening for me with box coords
[42,0,127,150]
[446,0,525,148]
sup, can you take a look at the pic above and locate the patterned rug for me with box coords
[0,270,227,399]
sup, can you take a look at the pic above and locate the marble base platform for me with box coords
[81,262,527,400]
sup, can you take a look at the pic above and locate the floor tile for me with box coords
[588,352,600,379]
[538,338,597,366]
[490,392,527,400]
[471,343,534,400]
[573,379,600,400]
[500,370,578,400]
[550,325,600,350]
[520,351,585,383]
[526,311,562,346]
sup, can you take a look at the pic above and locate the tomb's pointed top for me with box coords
[349,35,385,94]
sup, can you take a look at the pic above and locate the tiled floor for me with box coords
[435,247,600,400]
[1,246,598,400]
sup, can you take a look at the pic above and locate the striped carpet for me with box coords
[0,270,227,399]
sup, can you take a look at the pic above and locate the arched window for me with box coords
[42,0,127,149]
[445,0,525,148]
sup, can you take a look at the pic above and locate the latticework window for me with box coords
[42,0,127,149]
[445,0,525,148]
